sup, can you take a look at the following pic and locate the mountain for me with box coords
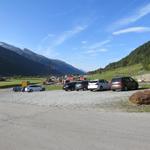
[0,42,84,76]
[89,41,150,74]
[105,41,150,70]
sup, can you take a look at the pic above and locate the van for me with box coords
[111,76,138,91]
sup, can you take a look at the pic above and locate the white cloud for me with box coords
[53,25,87,47]
[81,41,87,44]
[113,3,150,29]
[86,48,108,54]
[113,27,150,35]
[87,40,110,50]
[83,39,110,55]
[37,25,88,58]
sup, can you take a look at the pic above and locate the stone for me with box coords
[129,90,150,105]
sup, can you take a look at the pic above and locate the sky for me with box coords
[0,0,150,71]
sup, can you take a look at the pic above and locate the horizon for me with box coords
[0,0,150,71]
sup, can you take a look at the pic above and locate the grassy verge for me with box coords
[44,85,62,91]
[140,84,150,89]
[113,100,150,112]
[0,77,44,88]
[98,100,150,112]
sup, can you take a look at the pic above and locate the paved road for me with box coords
[0,102,150,150]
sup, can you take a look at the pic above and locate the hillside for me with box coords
[0,42,84,76]
[105,41,150,70]
[89,41,150,75]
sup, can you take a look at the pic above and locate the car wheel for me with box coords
[100,86,103,91]
[71,88,74,91]
[29,89,33,92]
[124,86,128,91]
[135,85,138,90]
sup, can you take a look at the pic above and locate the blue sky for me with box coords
[0,0,150,71]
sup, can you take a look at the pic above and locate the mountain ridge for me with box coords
[0,42,84,76]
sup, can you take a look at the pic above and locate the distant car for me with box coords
[75,81,88,91]
[88,79,110,91]
[13,86,23,92]
[63,82,77,91]
[111,76,138,91]
[24,85,45,92]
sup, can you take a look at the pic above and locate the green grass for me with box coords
[44,85,62,91]
[0,77,63,91]
[88,64,146,80]
[95,100,150,112]
[140,84,150,89]
[113,100,150,112]
[0,77,44,88]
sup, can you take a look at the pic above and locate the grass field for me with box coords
[0,77,44,88]
[0,77,63,91]
[87,64,149,80]
[44,84,62,91]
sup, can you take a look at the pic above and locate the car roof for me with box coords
[28,85,41,87]
[112,76,131,79]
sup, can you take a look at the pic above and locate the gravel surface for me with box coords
[0,102,150,150]
[0,89,138,108]
[0,89,150,150]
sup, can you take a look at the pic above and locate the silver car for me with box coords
[88,79,110,91]
[24,85,45,92]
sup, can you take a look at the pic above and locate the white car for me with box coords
[24,85,45,92]
[88,79,110,91]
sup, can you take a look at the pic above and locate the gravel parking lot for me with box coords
[1,89,150,150]
[0,89,137,108]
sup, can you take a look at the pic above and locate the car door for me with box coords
[104,80,109,89]
[124,77,132,90]
[99,80,106,89]
[32,86,36,91]
[129,77,137,89]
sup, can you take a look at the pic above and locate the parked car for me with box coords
[111,76,138,91]
[13,86,24,92]
[88,79,110,91]
[24,85,45,92]
[63,82,77,91]
[75,81,88,91]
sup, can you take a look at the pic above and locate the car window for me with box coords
[124,77,130,82]
[129,77,134,82]
[30,85,40,87]
[76,82,82,85]
[89,81,98,83]
[111,78,122,82]
[104,80,108,83]
[99,80,104,83]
